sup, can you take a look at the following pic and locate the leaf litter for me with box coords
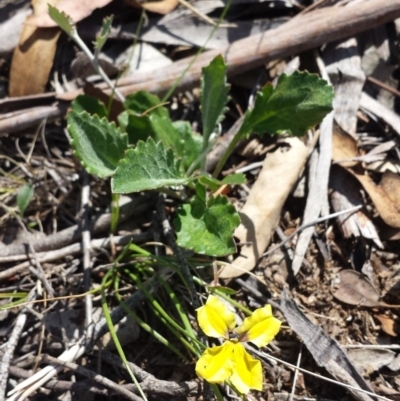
[1,1,400,401]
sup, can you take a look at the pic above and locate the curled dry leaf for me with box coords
[219,138,309,279]
[374,314,399,337]
[9,0,61,96]
[347,348,400,374]
[332,123,400,228]
[28,0,114,27]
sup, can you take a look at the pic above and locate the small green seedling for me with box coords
[66,55,333,256]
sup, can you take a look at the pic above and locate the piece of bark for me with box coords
[291,112,333,276]
[324,38,366,135]
[2,0,400,133]
[112,0,400,97]
[360,92,400,137]
[280,289,376,401]
[330,165,382,247]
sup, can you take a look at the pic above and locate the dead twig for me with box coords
[81,171,94,341]
[0,289,36,401]
[8,366,108,396]
[41,354,142,401]
[263,205,363,258]
[0,233,151,282]
[2,0,400,133]
[100,351,200,397]
[0,194,154,259]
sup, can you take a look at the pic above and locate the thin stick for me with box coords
[367,76,400,98]
[262,205,362,257]
[41,355,141,401]
[81,171,94,340]
[253,349,393,401]
[0,232,150,282]
[0,289,36,401]
[289,345,303,401]
[177,0,217,26]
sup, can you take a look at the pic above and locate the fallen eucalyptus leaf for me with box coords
[347,348,400,374]
[332,270,400,309]
[331,270,380,307]
[332,124,400,228]
[219,138,308,278]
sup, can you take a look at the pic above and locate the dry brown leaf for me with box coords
[9,28,60,96]
[332,124,400,228]
[9,0,61,97]
[347,348,400,374]
[218,138,309,279]
[125,0,178,14]
[28,0,114,27]
[380,171,400,207]
[353,170,400,228]
[330,165,382,247]
[332,270,400,309]
[331,270,380,307]
[374,314,399,337]
[331,122,358,166]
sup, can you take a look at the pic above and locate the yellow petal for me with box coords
[197,295,236,338]
[235,304,281,347]
[195,341,234,383]
[230,343,263,393]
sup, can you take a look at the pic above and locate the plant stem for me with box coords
[212,134,242,178]
[71,31,126,103]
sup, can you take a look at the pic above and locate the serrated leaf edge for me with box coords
[67,111,127,178]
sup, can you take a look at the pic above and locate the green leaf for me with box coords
[112,138,190,193]
[122,91,203,171]
[198,175,221,192]
[17,184,33,216]
[198,173,246,191]
[71,95,108,118]
[238,71,334,138]
[175,195,240,256]
[48,4,75,36]
[118,111,153,143]
[207,286,237,295]
[172,121,202,171]
[149,114,182,150]
[195,182,207,203]
[120,113,181,146]
[222,173,246,185]
[94,16,113,54]
[201,55,229,145]
[120,92,175,145]
[124,91,167,117]
[68,111,128,178]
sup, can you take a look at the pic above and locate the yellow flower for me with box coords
[195,295,281,394]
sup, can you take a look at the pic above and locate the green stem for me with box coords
[212,134,242,178]
[71,31,125,103]
[101,270,147,400]
[161,0,233,103]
